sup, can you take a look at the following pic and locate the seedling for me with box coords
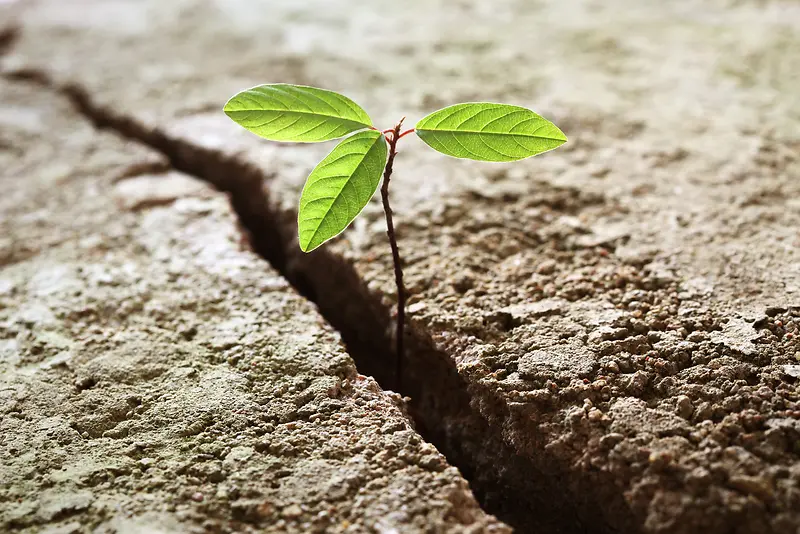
[224,84,567,387]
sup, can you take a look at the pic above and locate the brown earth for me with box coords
[0,78,507,533]
[1,0,799,533]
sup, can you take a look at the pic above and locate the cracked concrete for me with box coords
[0,79,507,533]
[2,0,800,533]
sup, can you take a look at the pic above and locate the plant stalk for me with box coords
[381,119,406,390]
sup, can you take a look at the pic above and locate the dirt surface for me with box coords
[0,79,508,533]
[2,0,800,533]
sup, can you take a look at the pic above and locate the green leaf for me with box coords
[298,130,387,252]
[415,103,567,162]
[224,84,373,142]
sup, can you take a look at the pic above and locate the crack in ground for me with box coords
[3,68,603,534]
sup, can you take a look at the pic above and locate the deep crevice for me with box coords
[4,69,613,534]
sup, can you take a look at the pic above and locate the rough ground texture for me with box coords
[0,79,507,534]
[2,0,800,533]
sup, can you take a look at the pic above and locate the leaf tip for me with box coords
[554,126,568,144]
[298,232,323,253]
[222,95,238,119]
[300,239,325,253]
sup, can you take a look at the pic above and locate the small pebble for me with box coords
[676,395,694,419]
[282,504,303,518]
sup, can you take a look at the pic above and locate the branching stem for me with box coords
[381,118,406,390]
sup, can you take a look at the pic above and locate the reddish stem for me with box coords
[380,118,407,390]
[398,128,415,139]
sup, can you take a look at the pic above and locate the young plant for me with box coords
[224,84,567,387]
